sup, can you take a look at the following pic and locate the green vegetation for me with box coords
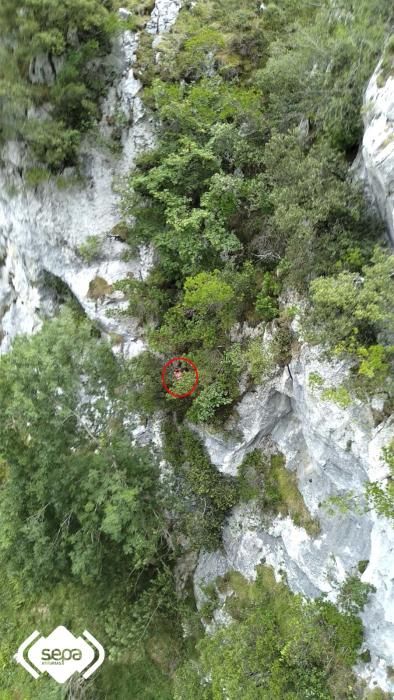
[0,308,199,697]
[238,450,320,536]
[377,34,394,86]
[322,386,352,409]
[1,0,393,697]
[364,689,392,700]
[78,234,103,262]
[119,0,393,427]
[366,441,394,520]
[174,566,364,700]
[163,425,238,549]
[0,0,122,168]
[309,249,394,396]
[338,573,376,615]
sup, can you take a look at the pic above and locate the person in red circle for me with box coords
[161,357,199,399]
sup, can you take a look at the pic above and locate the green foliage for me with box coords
[310,248,394,349]
[258,0,391,150]
[0,308,164,588]
[356,344,394,395]
[123,138,242,285]
[174,566,363,700]
[366,441,394,520]
[78,234,103,262]
[145,267,257,424]
[245,337,276,383]
[151,270,235,350]
[24,118,81,171]
[165,370,196,399]
[163,425,238,549]
[116,0,392,434]
[263,132,378,287]
[187,382,233,424]
[255,272,280,321]
[364,689,392,700]
[0,0,118,166]
[309,249,394,397]
[377,34,394,86]
[24,166,51,187]
[321,386,352,409]
[309,372,324,389]
[238,450,319,536]
[338,574,376,615]
[0,309,196,697]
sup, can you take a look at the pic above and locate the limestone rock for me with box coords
[195,346,394,693]
[360,60,394,244]
[29,54,64,85]
[0,0,183,356]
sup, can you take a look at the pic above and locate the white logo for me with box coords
[14,625,105,684]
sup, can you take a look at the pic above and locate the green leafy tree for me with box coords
[0,309,164,589]
[309,248,394,363]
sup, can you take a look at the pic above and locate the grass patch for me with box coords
[25,167,50,187]
[322,386,352,409]
[238,450,320,536]
[78,235,103,263]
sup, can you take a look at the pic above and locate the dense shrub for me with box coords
[0,0,118,166]
[174,566,363,699]
[119,0,392,425]
[163,425,238,549]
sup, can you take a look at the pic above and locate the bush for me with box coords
[163,426,238,549]
[23,119,81,171]
[78,235,103,262]
[0,0,118,167]
[338,574,376,615]
[238,450,319,536]
[174,566,363,700]
[255,272,281,321]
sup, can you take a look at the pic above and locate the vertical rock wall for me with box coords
[359,61,394,245]
[194,347,394,693]
[0,1,182,355]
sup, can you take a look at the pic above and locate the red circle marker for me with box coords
[161,357,199,399]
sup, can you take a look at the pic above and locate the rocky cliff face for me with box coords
[359,59,394,245]
[192,55,394,694]
[0,15,393,694]
[0,0,182,356]
[194,346,394,693]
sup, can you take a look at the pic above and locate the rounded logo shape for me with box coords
[161,357,199,399]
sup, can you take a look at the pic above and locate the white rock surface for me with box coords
[146,0,182,35]
[195,346,394,693]
[0,0,182,355]
[360,61,394,244]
